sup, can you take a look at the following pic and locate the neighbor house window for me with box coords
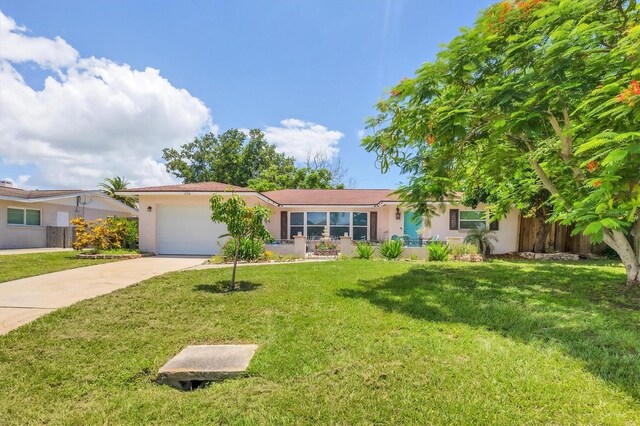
[329,212,350,238]
[459,211,486,230]
[352,212,368,240]
[7,208,41,226]
[290,212,304,238]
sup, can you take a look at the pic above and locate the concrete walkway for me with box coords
[0,256,206,335]
[0,248,74,256]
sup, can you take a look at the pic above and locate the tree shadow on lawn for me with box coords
[338,261,640,400]
[194,281,262,293]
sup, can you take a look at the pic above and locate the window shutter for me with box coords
[489,219,499,231]
[370,212,378,241]
[449,209,459,230]
[280,211,288,240]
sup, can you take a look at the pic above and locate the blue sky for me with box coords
[0,0,488,189]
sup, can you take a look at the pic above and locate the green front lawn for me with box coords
[0,251,119,283]
[1,260,639,424]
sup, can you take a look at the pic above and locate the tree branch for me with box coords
[528,158,561,195]
[548,109,585,181]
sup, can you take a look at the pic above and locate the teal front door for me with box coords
[403,211,421,243]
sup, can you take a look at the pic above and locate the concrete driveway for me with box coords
[0,256,205,335]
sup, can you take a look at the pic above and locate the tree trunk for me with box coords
[533,220,551,253]
[230,239,240,291]
[603,229,640,287]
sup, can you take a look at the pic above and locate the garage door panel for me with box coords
[158,206,227,255]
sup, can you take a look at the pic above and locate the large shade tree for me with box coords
[363,0,640,285]
[163,128,346,190]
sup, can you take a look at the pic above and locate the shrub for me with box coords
[71,217,139,252]
[427,242,450,261]
[72,217,122,252]
[380,239,404,260]
[107,217,138,249]
[464,229,497,256]
[450,243,479,256]
[315,241,337,252]
[221,238,265,261]
[355,241,375,259]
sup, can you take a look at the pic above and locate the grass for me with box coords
[0,259,639,424]
[0,251,120,283]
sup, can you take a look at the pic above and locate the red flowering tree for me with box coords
[363,0,640,285]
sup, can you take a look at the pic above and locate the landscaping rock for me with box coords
[157,344,258,391]
[518,252,581,261]
[451,254,484,262]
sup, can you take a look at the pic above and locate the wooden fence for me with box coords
[517,217,602,254]
[46,226,74,248]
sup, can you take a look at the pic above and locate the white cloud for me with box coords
[264,119,343,162]
[0,10,212,189]
[0,12,78,69]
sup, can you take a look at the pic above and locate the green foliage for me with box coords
[380,239,404,260]
[355,241,375,259]
[210,193,272,290]
[98,176,137,208]
[248,163,344,191]
[427,242,450,261]
[163,129,345,190]
[362,0,640,283]
[221,238,265,261]
[315,241,338,253]
[106,217,138,249]
[450,243,479,256]
[464,229,497,256]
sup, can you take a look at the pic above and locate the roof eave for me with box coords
[123,191,279,207]
[0,190,97,203]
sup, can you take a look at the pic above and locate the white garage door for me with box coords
[158,205,227,255]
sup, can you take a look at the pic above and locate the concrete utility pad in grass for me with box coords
[157,344,258,391]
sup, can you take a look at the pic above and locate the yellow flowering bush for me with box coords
[71,217,125,251]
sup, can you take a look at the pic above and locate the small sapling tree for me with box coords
[210,193,271,290]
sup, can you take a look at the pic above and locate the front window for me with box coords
[289,211,369,240]
[459,211,486,230]
[352,212,368,240]
[330,212,350,238]
[7,208,41,226]
[290,212,304,237]
[306,212,327,238]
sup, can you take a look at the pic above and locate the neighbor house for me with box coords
[0,180,138,249]
[119,181,519,255]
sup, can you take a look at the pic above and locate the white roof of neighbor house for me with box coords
[0,186,138,214]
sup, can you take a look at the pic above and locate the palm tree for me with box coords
[98,177,137,208]
[464,228,497,256]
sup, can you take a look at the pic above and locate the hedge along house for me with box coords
[119,181,520,256]
[0,180,138,249]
